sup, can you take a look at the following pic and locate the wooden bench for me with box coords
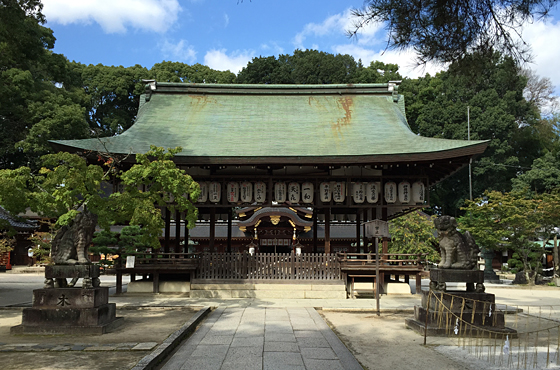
[338,252,427,295]
[348,274,377,299]
[116,252,200,294]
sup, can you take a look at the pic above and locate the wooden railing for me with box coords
[337,252,427,271]
[122,252,201,267]
[198,253,341,280]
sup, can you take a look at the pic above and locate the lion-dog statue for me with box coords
[434,215,479,270]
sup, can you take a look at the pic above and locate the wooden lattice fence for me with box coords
[197,253,341,280]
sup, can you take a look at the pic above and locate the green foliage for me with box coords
[388,211,439,263]
[512,152,560,193]
[150,61,236,84]
[0,0,87,169]
[401,51,542,215]
[237,49,402,84]
[460,190,560,283]
[0,146,200,249]
[91,225,152,267]
[0,233,15,254]
[27,232,52,264]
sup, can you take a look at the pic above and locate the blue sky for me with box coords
[43,0,560,90]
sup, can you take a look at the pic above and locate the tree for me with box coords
[91,225,151,268]
[349,0,557,65]
[400,51,542,215]
[521,69,559,116]
[150,61,236,84]
[460,190,557,284]
[388,211,439,263]
[512,152,560,193]
[0,0,88,170]
[0,146,200,264]
[237,49,402,84]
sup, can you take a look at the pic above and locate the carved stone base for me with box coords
[44,265,101,289]
[429,268,485,292]
[405,290,517,337]
[11,287,122,335]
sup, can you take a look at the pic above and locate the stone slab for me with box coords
[385,282,412,295]
[430,269,483,283]
[20,303,118,327]
[127,281,190,293]
[304,290,346,299]
[11,316,124,335]
[45,265,100,279]
[31,287,109,308]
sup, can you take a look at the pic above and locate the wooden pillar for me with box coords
[325,208,331,254]
[175,210,181,254]
[153,271,159,294]
[209,207,216,251]
[355,211,361,253]
[312,209,318,253]
[184,212,189,253]
[164,207,171,253]
[227,209,232,253]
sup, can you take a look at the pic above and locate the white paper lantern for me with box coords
[301,182,314,203]
[240,181,252,203]
[275,182,286,203]
[254,182,266,203]
[352,182,365,204]
[384,182,397,204]
[197,182,208,203]
[412,181,425,204]
[319,182,331,202]
[366,182,380,203]
[209,182,221,203]
[288,182,300,203]
[398,181,411,204]
[332,182,345,203]
[227,182,239,203]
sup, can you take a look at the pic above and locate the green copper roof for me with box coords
[50,83,488,164]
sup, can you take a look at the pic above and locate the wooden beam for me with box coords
[209,208,216,251]
[175,210,181,253]
[325,208,331,254]
[164,207,171,253]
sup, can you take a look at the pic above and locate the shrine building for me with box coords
[50,82,488,296]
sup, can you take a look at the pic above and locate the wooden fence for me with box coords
[197,253,341,280]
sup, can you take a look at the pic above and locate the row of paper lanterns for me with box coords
[197,181,425,204]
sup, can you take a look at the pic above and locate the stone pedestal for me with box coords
[405,290,517,337]
[429,268,485,292]
[11,265,123,335]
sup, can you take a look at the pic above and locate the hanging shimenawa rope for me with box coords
[423,290,560,369]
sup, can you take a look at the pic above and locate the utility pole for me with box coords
[468,106,473,201]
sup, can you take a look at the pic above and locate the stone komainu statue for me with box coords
[434,215,479,270]
[51,210,98,265]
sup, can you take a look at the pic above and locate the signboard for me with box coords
[364,219,390,238]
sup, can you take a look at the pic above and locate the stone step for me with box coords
[189,289,346,299]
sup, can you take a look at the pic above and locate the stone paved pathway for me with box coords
[161,307,363,370]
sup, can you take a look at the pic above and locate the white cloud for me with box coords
[520,19,560,92]
[160,40,197,63]
[204,49,255,73]
[293,9,383,50]
[42,0,182,33]
[224,13,230,28]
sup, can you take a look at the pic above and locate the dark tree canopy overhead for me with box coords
[350,0,558,65]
